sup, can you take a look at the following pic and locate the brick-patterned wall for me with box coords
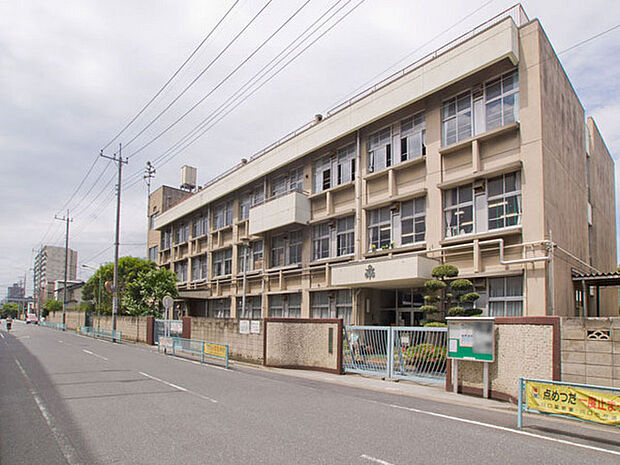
[561,318,620,388]
[190,318,263,363]
[46,309,84,330]
[96,316,148,343]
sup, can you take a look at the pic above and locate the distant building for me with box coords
[53,280,84,310]
[34,245,78,307]
[7,282,24,301]
[151,7,616,322]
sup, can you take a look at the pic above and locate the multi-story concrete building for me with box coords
[34,245,78,306]
[147,184,193,263]
[152,7,616,325]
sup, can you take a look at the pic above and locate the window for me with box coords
[269,232,301,267]
[210,298,230,318]
[444,171,521,238]
[288,167,303,192]
[212,249,232,276]
[400,113,426,161]
[485,70,519,130]
[314,156,332,193]
[174,261,188,282]
[149,212,158,230]
[368,127,392,173]
[174,223,189,244]
[192,215,208,238]
[488,276,523,317]
[271,175,287,197]
[442,91,472,145]
[311,290,352,324]
[444,184,474,237]
[213,202,233,230]
[336,216,354,256]
[313,223,330,260]
[161,230,172,249]
[269,293,301,318]
[238,241,264,272]
[336,144,356,185]
[272,168,303,197]
[239,194,250,221]
[237,295,262,319]
[270,235,285,268]
[487,172,521,230]
[401,197,426,244]
[191,255,208,281]
[289,230,302,264]
[368,207,392,250]
[148,246,158,262]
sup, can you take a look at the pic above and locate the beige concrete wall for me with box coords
[190,317,263,363]
[265,320,340,372]
[457,321,555,399]
[46,309,84,330]
[561,318,620,388]
[96,315,148,343]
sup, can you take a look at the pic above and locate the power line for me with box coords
[101,0,241,151]
[123,0,274,150]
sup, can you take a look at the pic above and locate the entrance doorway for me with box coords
[372,289,424,326]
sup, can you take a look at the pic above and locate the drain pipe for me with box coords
[478,238,552,265]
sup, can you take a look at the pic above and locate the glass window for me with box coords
[310,290,352,324]
[313,156,331,193]
[239,194,250,221]
[212,249,232,277]
[337,216,354,256]
[313,223,331,261]
[213,202,232,230]
[400,113,426,161]
[368,127,392,173]
[288,230,302,265]
[488,276,523,317]
[148,246,158,262]
[269,293,301,318]
[401,197,426,244]
[270,235,285,268]
[485,70,519,130]
[488,172,522,230]
[444,184,474,237]
[174,223,189,244]
[311,291,330,319]
[442,92,472,146]
[237,295,262,319]
[192,214,208,237]
[336,290,352,325]
[289,167,303,192]
[238,241,263,273]
[174,260,188,282]
[161,230,172,249]
[368,207,392,251]
[336,144,356,184]
[191,254,208,281]
[149,212,158,230]
[210,298,230,318]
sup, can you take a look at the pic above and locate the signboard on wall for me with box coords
[447,317,495,362]
[239,320,250,334]
[250,320,261,334]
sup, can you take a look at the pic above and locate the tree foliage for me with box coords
[42,299,62,316]
[1,302,19,318]
[422,264,482,322]
[81,257,157,315]
[123,268,178,317]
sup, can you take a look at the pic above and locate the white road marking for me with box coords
[139,371,218,403]
[58,340,63,343]
[388,403,620,457]
[0,333,4,339]
[17,335,31,339]
[361,455,395,465]
[15,359,82,465]
[82,349,108,361]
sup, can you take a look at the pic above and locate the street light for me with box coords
[82,264,102,331]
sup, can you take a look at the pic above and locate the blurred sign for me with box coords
[239,320,250,334]
[162,295,174,309]
[447,317,494,362]
[204,343,227,359]
[159,337,173,350]
[251,320,260,334]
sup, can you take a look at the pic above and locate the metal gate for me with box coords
[343,326,447,384]
[154,319,183,345]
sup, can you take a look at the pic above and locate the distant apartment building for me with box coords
[7,282,25,301]
[150,7,616,325]
[53,280,84,310]
[34,245,78,305]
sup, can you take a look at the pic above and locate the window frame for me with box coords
[400,197,426,245]
[368,126,392,173]
[367,206,392,251]
[487,275,523,317]
[400,112,426,162]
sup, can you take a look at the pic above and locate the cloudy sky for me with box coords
[1,0,619,298]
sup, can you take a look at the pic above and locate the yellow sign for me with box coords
[525,381,620,425]
[204,343,227,359]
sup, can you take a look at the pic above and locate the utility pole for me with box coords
[144,161,156,258]
[100,145,127,336]
[54,210,72,329]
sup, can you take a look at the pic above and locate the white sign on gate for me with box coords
[171,321,182,333]
[159,337,173,350]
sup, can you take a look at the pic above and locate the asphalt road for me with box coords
[1,321,619,465]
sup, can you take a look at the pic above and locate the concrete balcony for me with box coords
[331,252,438,288]
[248,190,311,235]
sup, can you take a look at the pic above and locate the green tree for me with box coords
[1,302,19,318]
[82,257,157,315]
[123,268,179,317]
[420,264,482,322]
[42,298,63,317]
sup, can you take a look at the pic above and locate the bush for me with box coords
[447,307,483,317]
[423,322,447,327]
[431,264,459,279]
[404,343,447,366]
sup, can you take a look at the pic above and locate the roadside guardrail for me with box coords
[158,336,229,369]
[518,377,620,428]
[40,321,66,331]
[79,326,122,343]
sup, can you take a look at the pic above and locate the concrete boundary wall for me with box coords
[447,317,560,401]
[264,318,343,374]
[189,317,263,363]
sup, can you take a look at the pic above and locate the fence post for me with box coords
[387,328,394,379]
[517,377,524,428]
[225,345,229,369]
[201,342,205,364]
[146,316,155,345]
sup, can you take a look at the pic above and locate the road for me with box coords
[1,321,619,465]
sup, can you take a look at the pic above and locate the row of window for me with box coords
[189,290,353,324]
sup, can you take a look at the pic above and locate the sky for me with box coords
[0,0,619,298]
